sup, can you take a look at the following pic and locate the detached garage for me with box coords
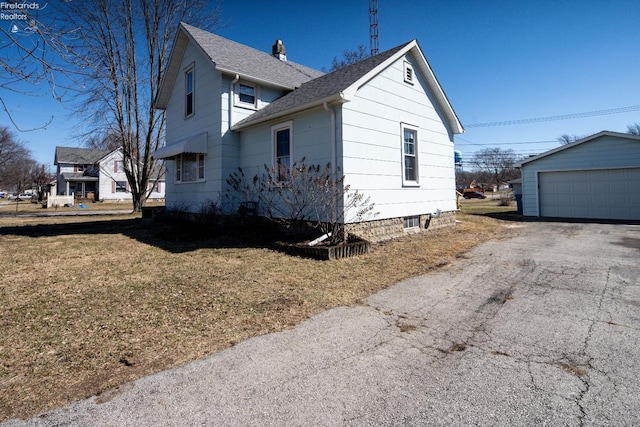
[517,131,640,220]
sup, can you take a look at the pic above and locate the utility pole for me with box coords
[369,0,379,56]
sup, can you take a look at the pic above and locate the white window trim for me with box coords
[175,153,206,183]
[403,61,415,85]
[403,215,420,229]
[234,82,259,110]
[185,63,195,118]
[271,121,293,182]
[401,123,420,187]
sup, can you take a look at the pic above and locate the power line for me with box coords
[464,105,640,128]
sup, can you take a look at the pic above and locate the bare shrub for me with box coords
[226,159,377,245]
[497,190,514,206]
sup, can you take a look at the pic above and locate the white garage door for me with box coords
[538,168,640,220]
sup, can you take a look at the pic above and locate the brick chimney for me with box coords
[272,39,287,61]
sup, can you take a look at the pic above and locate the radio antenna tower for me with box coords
[369,0,379,56]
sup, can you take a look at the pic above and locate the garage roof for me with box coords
[516,131,640,167]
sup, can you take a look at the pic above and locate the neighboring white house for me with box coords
[516,131,640,220]
[154,23,463,240]
[54,146,165,202]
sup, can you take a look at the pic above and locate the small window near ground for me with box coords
[403,215,420,229]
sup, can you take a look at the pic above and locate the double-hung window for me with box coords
[236,82,257,109]
[175,153,205,182]
[185,65,194,117]
[272,122,292,182]
[401,124,419,186]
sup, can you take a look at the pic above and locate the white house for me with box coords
[516,131,640,220]
[154,23,463,240]
[54,146,165,202]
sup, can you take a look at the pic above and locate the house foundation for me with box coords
[346,210,457,243]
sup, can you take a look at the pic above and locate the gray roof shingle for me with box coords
[54,147,111,165]
[181,23,324,90]
[231,42,411,130]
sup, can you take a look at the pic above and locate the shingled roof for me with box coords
[54,147,111,165]
[231,42,412,130]
[156,23,324,108]
[157,25,463,135]
[232,40,463,134]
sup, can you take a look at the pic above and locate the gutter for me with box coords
[231,93,349,131]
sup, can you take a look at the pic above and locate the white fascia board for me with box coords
[341,40,463,135]
[231,94,347,131]
[410,44,464,135]
[517,131,640,166]
[155,28,190,109]
[341,41,416,100]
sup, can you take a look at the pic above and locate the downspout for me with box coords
[229,74,239,130]
[323,102,338,236]
[323,102,336,175]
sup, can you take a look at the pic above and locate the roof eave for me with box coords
[216,67,297,91]
[231,93,348,131]
[342,40,463,135]
[517,130,640,167]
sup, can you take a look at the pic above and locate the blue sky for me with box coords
[3,0,640,169]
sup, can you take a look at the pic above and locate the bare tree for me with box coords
[557,134,583,145]
[328,45,370,72]
[84,131,122,151]
[0,125,34,189]
[46,0,219,212]
[627,123,640,135]
[471,148,520,188]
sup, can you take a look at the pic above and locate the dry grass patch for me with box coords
[0,211,514,421]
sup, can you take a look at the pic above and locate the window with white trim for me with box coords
[175,153,205,182]
[401,124,419,185]
[403,215,420,229]
[272,122,292,181]
[236,82,257,109]
[185,65,194,117]
[403,61,414,84]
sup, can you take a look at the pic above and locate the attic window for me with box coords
[403,61,414,85]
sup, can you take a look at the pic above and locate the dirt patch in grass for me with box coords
[0,211,515,421]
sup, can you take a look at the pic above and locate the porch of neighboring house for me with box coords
[61,173,99,200]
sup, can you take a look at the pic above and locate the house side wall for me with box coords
[162,41,223,211]
[220,76,290,206]
[521,136,640,216]
[98,151,131,201]
[56,163,75,195]
[341,53,456,221]
[231,108,334,214]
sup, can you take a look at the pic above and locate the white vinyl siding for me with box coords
[340,53,456,220]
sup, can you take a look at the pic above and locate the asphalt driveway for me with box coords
[4,221,640,426]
